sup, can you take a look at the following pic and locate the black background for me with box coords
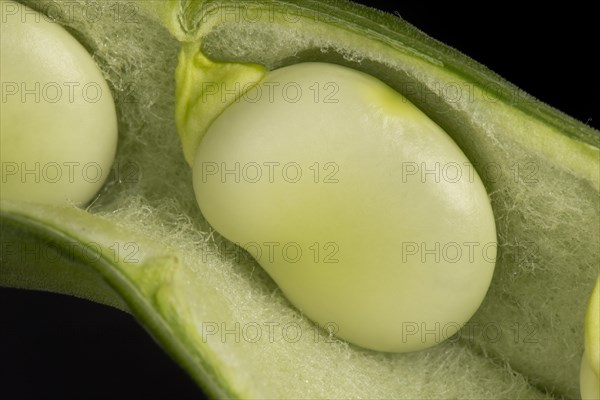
[1,3,597,400]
